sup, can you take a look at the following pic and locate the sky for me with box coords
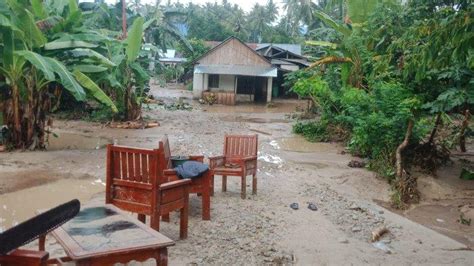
[102,0,282,13]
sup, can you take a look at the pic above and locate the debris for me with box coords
[352,226,361,232]
[108,121,160,129]
[460,168,474,180]
[457,213,471,226]
[348,203,362,211]
[371,227,389,242]
[307,202,318,211]
[165,99,193,111]
[290,203,299,210]
[348,160,366,168]
[0,145,4,152]
[436,218,445,223]
[201,93,217,105]
[372,241,392,254]
[249,128,272,136]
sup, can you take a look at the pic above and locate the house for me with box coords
[255,44,309,98]
[193,37,277,105]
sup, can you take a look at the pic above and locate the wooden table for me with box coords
[39,204,174,266]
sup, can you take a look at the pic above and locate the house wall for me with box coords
[198,38,271,67]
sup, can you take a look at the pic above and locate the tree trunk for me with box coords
[460,109,470,152]
[428,112,442,144]
[12,83,21,140]
[396,119,414,178]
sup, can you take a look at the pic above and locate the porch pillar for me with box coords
[266,77,273,103]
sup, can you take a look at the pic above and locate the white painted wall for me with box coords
[192,73,204,99]
[266,77,273,102]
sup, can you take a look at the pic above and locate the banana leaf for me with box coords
[306,40,338,49]
[73,65,108,73]
[44,57,86,101]
[73,70,118,113]
[126,17,144,62]
[44,40,98,50]
[69,48,115,67]
[15,50,55,81]
[313,10,351,37]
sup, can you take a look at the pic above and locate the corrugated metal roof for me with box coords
[256,44,302,55]
[194,65,277,77]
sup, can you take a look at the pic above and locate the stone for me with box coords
[352,226,362,232]
[338,238,349,244]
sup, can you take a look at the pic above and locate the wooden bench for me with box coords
[209,134,258,199]
[106,144,191,239]
[159,136,212,220]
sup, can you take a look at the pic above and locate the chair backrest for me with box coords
[159,136,173,169]
[223,134,258,159]
[106,144,164,215]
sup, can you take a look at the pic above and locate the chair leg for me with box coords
[162,213,170,222]
[150,213,160,231]
[252,173,257,195]
[241,174,246,199]
[211,175,215,196]
[222,175,227,192]
[156,248,168,266]
[137,213,146,223]
[179,206,188,239]
[202,183,211,221]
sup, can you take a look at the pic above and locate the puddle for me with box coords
[46,132,112,151]
[277,136,335,153]
[376,199,474,249]
[0,178,105,232]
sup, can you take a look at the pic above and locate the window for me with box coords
[208,74,219,88]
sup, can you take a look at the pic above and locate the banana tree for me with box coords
[0,0,116,149]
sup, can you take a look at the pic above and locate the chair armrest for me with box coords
[189,155,204,162]
[209,155,225,168]
[163,169,179,182]
[159,179,191,191]
[0,249,49,265]
[241,156,257,162]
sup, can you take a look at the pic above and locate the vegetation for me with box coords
[288,0,473,208]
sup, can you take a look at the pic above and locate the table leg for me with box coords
[39,234,46,251]
[156,248,168,266]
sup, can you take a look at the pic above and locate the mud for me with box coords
[0,84,473,265]
[46,132,112,151]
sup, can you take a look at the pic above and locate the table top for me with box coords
[51,204,174,260]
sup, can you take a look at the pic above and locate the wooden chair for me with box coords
[159,137,211,220]
[0,249,49,266]
[106,144,191,239]
[209,134,258,199]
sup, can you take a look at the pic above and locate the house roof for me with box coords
[256,43,302,55]
[194,36,271,65]
[194,65,277,77]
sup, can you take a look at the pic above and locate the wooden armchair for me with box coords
[159,137,211,220]
[209,134,258,199]
[106,144,191,239]
[0,249,49,266]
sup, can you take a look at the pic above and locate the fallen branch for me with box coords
[371,227,389,242]
[460,109,470,152]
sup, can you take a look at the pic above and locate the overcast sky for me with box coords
[103,0,282,13]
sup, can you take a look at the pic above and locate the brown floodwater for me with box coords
[202,101,306,114]
[46,132,112,151]
[0,178,104,232]
[276,136,335,153]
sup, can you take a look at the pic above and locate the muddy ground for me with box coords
[0,84,473,265]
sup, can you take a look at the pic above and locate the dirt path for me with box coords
[0,86,472,265]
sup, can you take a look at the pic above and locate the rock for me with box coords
[348,160,366,168]
[339,238,349,244]
[378,210,384,214]
[352,214,358,220]
[352,226,362,232]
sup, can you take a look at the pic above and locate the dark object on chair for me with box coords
[209,134,258,199]
[160,136,212,220]
[106,144,191,239]
[174,161,209,180]
[0,199,80,265]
